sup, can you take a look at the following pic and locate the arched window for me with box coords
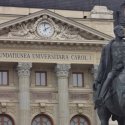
[32,114,53,125]
[70,115,90,125]
[0,114,14,125]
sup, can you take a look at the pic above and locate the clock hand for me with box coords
[44,27,50,31]
[44,22,45,27]
[43,23,46,31]
[46,27,50,30]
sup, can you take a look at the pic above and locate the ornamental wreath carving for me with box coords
[0,15,86,40]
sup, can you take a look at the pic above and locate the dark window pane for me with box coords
[0,71,8,85]
[32,120,36,125]
[32,115,52,125]
[73,74,77,86]
[78,74,83,87]
[70,115,89,125]
[35,72,46,86]
[40,73,46,86]
[36,73,41,85]
[0,115,13,125]
[72,73,83,87]
[3,72,7,85]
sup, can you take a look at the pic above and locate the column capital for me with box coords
[55,64,71,78]
[17,62,32,77]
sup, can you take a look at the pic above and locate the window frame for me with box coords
[32,114,53,125]
[0,114,14,125]
[72,72,84,87]
[70,115,90,125]
[0,70,9,86]
[35,71,47,86]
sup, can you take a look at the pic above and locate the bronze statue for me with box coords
[93,25,125,125]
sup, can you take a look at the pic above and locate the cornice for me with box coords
[69,88,93,93]
[30,88,57,92]
[73,18,114,22]
[0,43,102,52]
[0,39,103,52]
[0,38,109,46]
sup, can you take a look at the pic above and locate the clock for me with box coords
[36,21,55,38]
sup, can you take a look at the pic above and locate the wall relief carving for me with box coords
[0,15,86,40]
[70,105,92,118]
[31,105,54,116]
[0,102,17,116]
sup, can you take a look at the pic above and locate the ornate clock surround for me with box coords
[34,15,58,39]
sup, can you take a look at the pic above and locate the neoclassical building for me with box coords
[0,6,115,125]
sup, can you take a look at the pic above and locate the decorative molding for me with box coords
[31,105,54,116]
[7,21,36,39]
[34,16,59,39]
[7,106,17,116]
[0,103,17,116]
[0,102,7,113]
[54,22,84,40]
[17,62,32,77]
[1,16,87,41]
[0,41,103,52]
[70,105,92,118]
[55,64,71,77]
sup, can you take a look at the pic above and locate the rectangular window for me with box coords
[35,71,47,86]
[72,73,84,87]
[0,71,8,85]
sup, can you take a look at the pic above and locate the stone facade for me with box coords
[0,5,116,125]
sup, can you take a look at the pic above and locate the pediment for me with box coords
[0,9,113,41]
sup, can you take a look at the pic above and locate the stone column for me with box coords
[17,62,32,125]
[92,64,100,125]
[55,64,71,125]
[92,64,99,80]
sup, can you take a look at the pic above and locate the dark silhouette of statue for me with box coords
[93,25,125,125]
[93,25,124,107]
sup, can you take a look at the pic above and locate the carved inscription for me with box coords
[0,51,94,64]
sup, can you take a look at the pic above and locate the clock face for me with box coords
[36,21,54,38]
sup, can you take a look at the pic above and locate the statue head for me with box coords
[114,25,125,39]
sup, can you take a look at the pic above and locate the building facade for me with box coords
[0,6,115,125]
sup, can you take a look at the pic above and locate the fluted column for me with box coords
[17,62,32,125]
[55,64,71,125]
[92,64,100,125]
